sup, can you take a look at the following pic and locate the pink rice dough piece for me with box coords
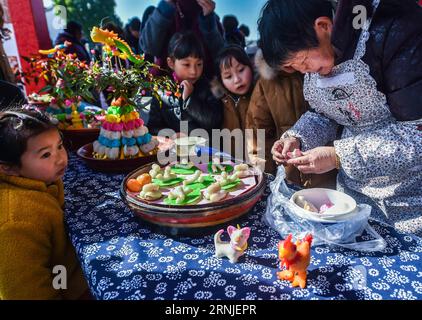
[103,122,124,131]
[135,118,143,127]
[113,123,124,131]
[287,149,303,159]
[115,123,124,131]
[123,119,144,131]
[123,121,136,131]
[319,202,334,214]
[102,122,112,130]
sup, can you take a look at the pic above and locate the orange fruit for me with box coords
[136,173,152,187]
[127,179,142,192]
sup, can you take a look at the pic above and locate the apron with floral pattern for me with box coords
[289,0,422,235]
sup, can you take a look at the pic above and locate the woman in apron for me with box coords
[258,0,422,235]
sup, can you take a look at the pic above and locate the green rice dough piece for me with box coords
[171,166,200,175]
[164,189,202,206]
[185,175,215,190]
[152,177,183,187]
[221,179,242,190]
[207,163,234,174]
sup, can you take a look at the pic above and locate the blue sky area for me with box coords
[116,0,268,41]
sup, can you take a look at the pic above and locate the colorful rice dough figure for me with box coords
[277,234,313,288]
[91,27,143,65]
[214,225,251,263]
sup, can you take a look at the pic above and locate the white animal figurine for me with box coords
[214,225,251,263]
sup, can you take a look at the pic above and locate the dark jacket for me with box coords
[147,77,223,136]
[332,0,422,121]
[55,32,91,63]
[0,80,26,110]
[124,25,141,55]
[140,0,224,78]
[0,42,15,83]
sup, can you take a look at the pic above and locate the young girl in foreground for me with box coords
[0,109,88,299]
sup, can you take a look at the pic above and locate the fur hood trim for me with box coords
[254,48,278,80]
[210,78,228,100]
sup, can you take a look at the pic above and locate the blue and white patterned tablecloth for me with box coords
[64,154,422,300]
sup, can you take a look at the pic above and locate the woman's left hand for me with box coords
[287,146,337,174]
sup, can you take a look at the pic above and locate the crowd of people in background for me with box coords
[52,1,254,68]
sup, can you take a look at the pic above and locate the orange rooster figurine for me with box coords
[277,234,313,288]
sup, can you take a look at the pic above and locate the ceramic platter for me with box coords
[120,161,265,234]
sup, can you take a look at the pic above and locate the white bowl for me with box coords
[173,136,207,157]
[290,188,357,222]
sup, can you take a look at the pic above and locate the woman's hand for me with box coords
[287,146,337,174]
[271,137,301,165]
[181,80,194,101]
[197,0,216,16]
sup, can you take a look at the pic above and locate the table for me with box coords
[64,154,422,300]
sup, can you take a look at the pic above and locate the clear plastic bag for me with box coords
[264,166,387,252]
